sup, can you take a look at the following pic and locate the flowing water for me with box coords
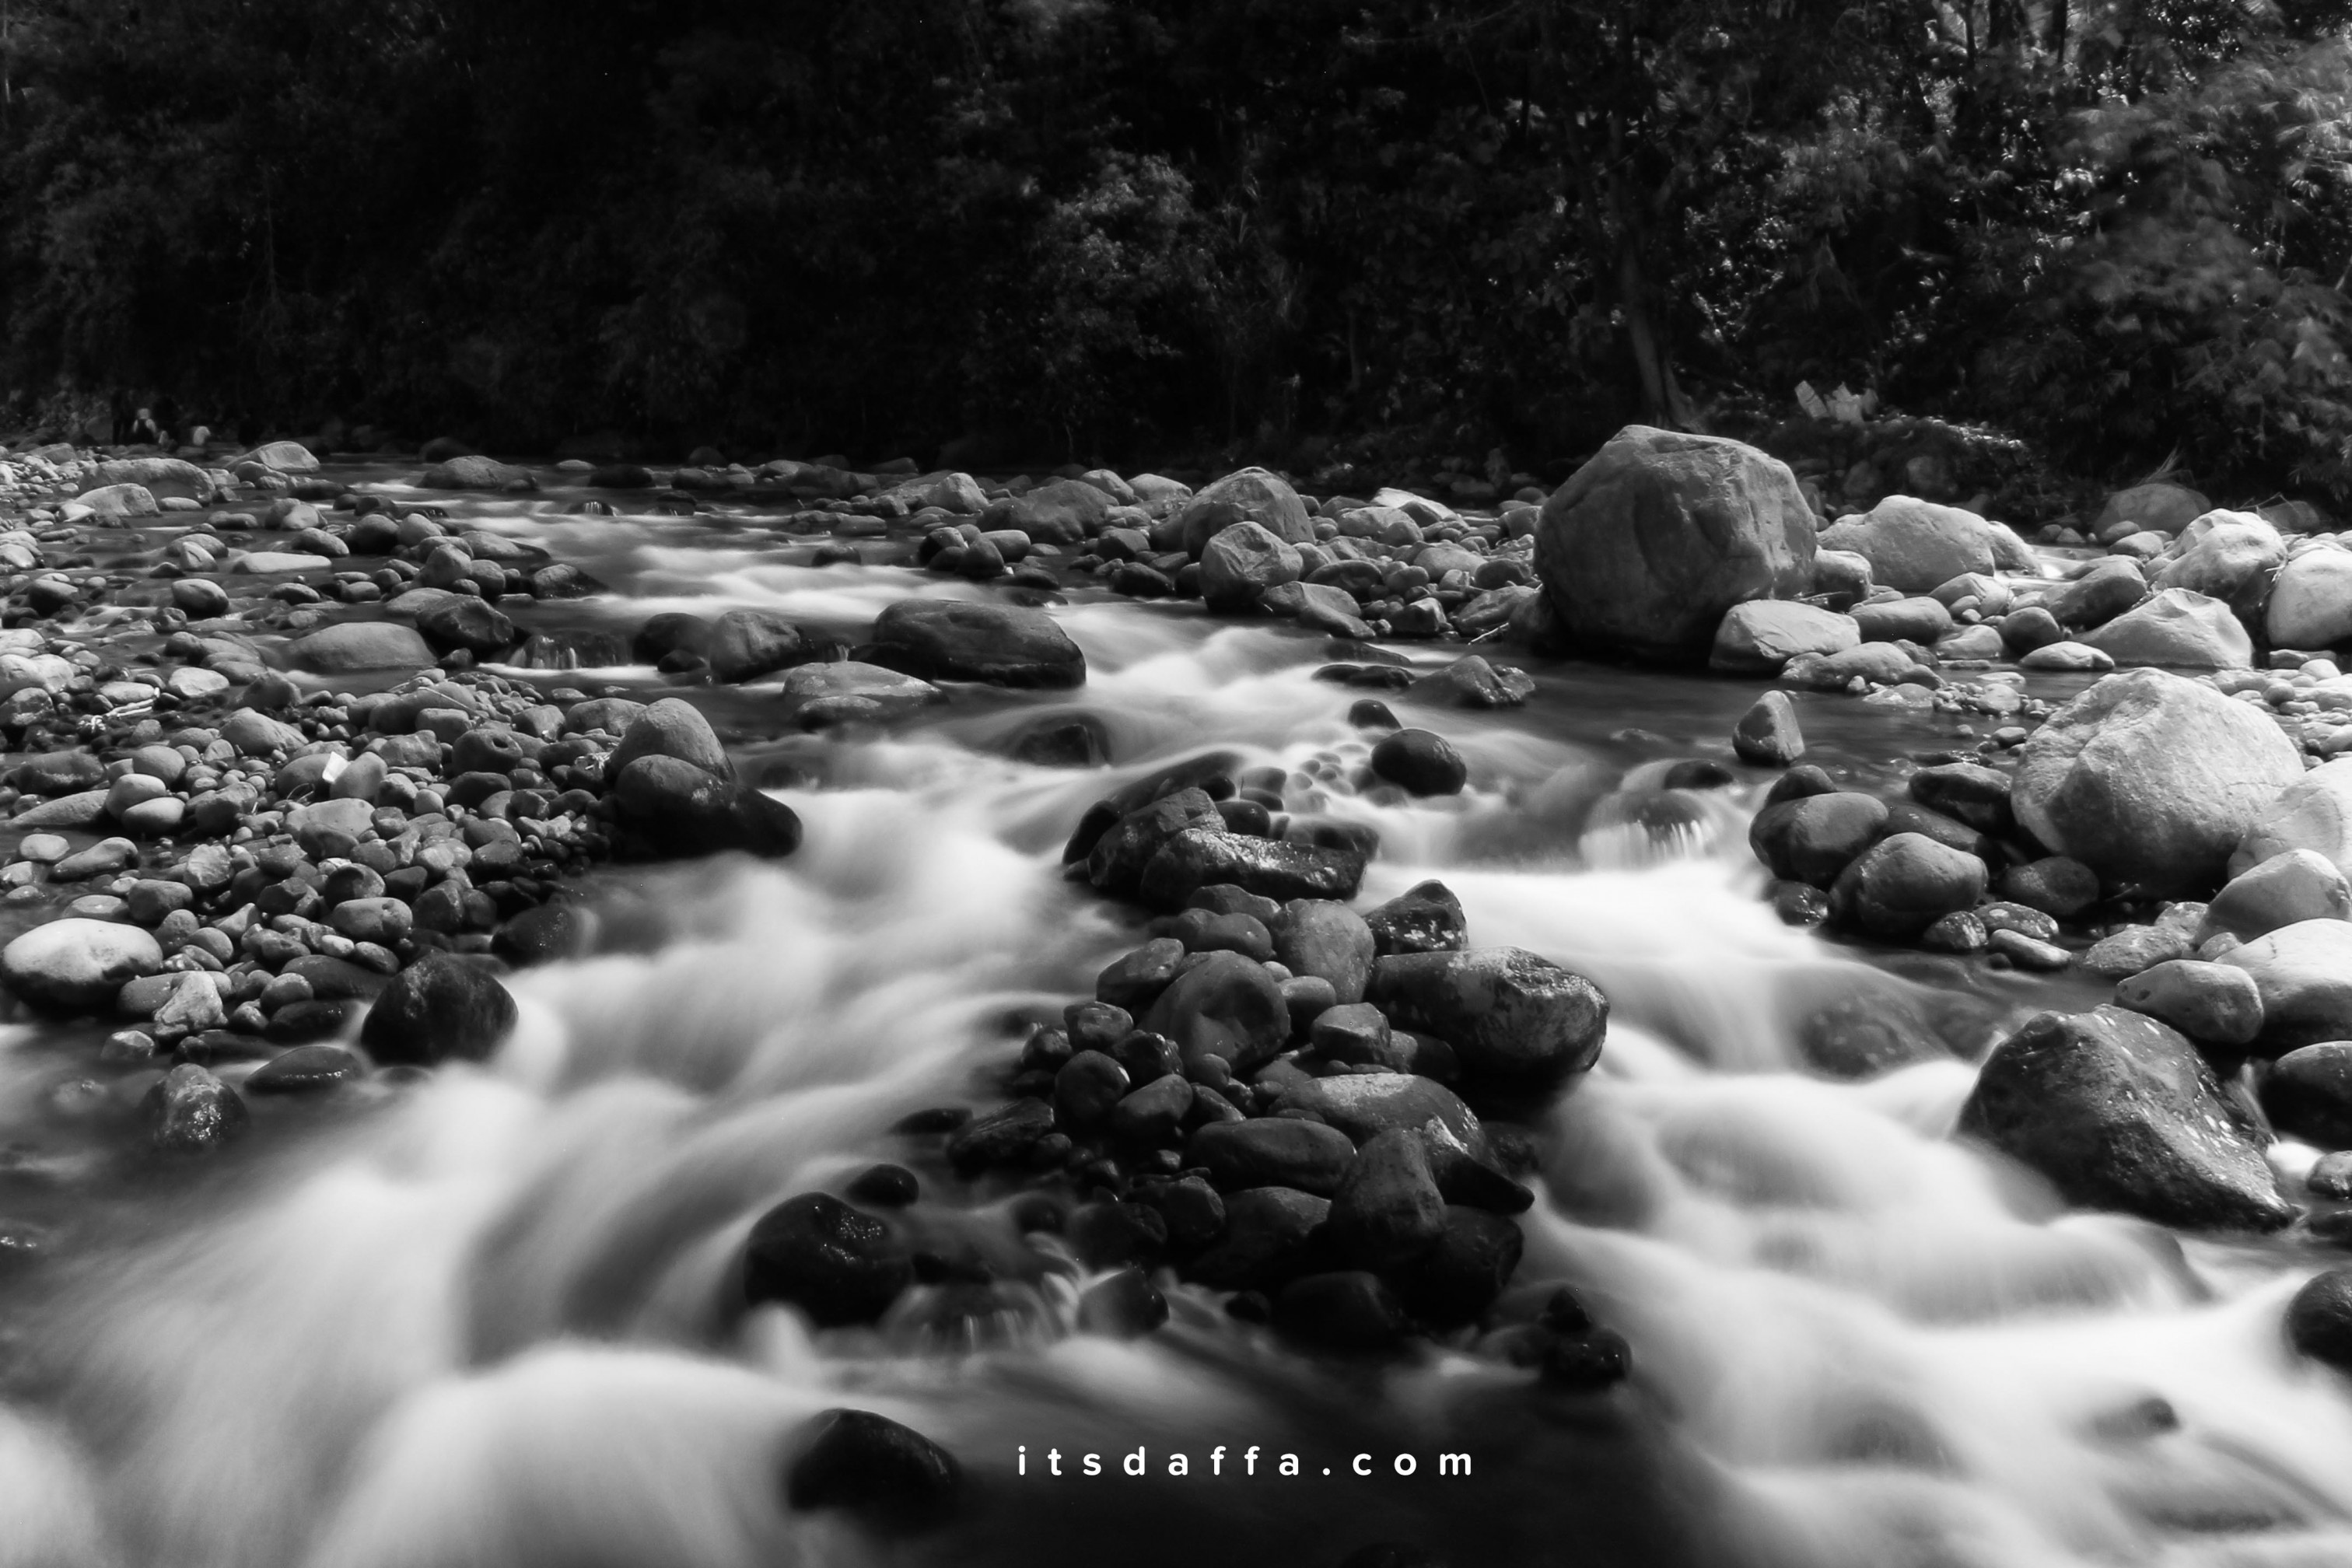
[2,474,2350,1568]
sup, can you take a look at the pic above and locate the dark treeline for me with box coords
[2,0,2350,493]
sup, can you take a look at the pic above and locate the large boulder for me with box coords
[2079,588,2253,670]
[2218,919,2352,1054]
[879,471,987,516]
[413,597,516,659]
[2095,482,2211,535]
[2266,544,2352,649]
[2,919,163,1012]
[1367,947,1607,1094]
[238,440,320,473]
[289,621,435,672]
[2232,757,2352,877]
[88,456,218,502]
[1534,427,1815,659]
[1199,522,1302,611]
[76,483,158,518]
[867,600,1085,688]
[1178,467,1314,555]
[2011,669,2303,895]
[1709,601,1860,674]
[2151,511,2284,632]
[1818,496,2004,593]
[1958,1005,2293,1231]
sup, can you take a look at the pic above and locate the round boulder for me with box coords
[2,919,163,1012]
[1818,496,2002,593]
[358,952,518,1065]
[1369,729,1466,796]
[1534,426,1815,660]
[2011,669,2303,896]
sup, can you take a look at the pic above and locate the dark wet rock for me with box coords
[1369,948,1607,1094]
[1087,789,1223,898]
[492,902,594,966]
[868,599,1085,688]
[415,596,516,658]
[1920,910,1988,954]
[1139,950,1290,1075]
[1096,939,1187,1011]
[631,612,710,665]
[1274,1270,1412,1352]
[1534,427,1815,659]
[785,1408,961,1531]
[1066,1200,1169,1267]
[244,1043,364,1094]
[359,952,518,1066]
[1,919,162,1012]
[1310,1002,1404,1067]
[2051,558,2148,629]
[1363,880,1468,956]
[1369,729,1466,796]
[1108,1073,1194,1143]
[705,608,809,683]
[142,1063,248,1151]
[1830,832,1989,941]
[2012,669,2303,897]
[1328,1129,1445,1268]
[1010,716,1110,768]
[2000,857,2100,920]
[1908,763,2012,836]
[1076,1266,1170,1339]
[1542,1327,1634,1391]
[1733,691,1804,766]
[2219,920,2352,1054]
[1958,1005,2294,1231]
[1187,1186,1332,1290]
[2286,1269,2352,1373]
[944,1097,1055,1172]
[2261,1044,2352,1149]
[846,1164,920,1207]
[1388,1205,1525,1327]
[1188,1118,1360,1195]
[2114,960,2264,1048]
[1402,654,1534,709]
[1749,793,1888,889]
[1137,828,1367,910]
[1054,1052,1130,1128]
[1272,900,1376,1004]
[744,1194,914,1325]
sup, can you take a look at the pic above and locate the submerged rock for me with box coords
[743,1194,914,1326]
[359,952,518,1066]
[785,1408,961,1531]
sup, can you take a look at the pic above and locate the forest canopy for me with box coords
[2,0,2349,495]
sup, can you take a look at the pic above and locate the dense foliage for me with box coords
[0,0,2347,495]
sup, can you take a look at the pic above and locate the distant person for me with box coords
[128,406,163,445]
[108,389,131,445]
[154,394,180,445]
[186,422,210,450]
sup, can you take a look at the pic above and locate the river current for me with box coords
[2,472,2349,1568]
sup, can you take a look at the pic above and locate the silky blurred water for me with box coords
[1,480,2347,1568]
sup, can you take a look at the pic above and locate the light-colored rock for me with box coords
[2221,919,2352,1052]
[1199,521,1303,611]
[2233,757,2352,877]
[2012,668,2304,894]
[2267,544,2352,649]
[2080,588,2253,669]
[1710,601,1859,674]
[2203,849,2352,941]
[2,919,163,1011]
[1818,495,2003,593]
[75,483,157,518]
[289,621,435,672]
